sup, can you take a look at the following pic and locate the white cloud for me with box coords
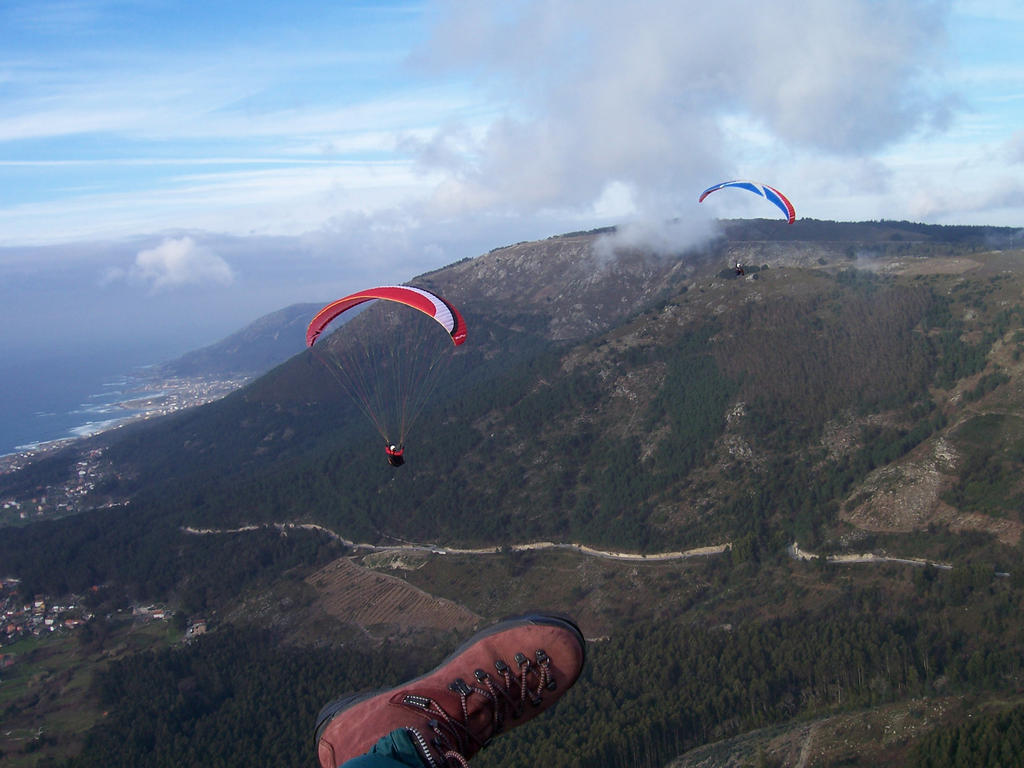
[6,0,1024,257]
[0,161,438,245]
[1008,131,1024,163]
[106,237,234,291]
[400,0,957,250]
[419,0,953,157]
[595,216,719,262]
[908,176,1024,221]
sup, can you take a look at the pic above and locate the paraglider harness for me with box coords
[385,444,405,467]
[735,262,745,276]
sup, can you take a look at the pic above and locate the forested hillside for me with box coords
[2,219,1023,767]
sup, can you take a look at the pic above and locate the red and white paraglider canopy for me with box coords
[307,285,467,348]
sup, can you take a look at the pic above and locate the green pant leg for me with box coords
[336,728,427,768]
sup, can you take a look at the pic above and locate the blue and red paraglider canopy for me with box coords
[698,180,795,224]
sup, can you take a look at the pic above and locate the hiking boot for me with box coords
[315,613,586,768]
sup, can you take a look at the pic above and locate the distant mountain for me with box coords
[153,302,321,378]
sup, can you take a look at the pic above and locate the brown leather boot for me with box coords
[315,613,586,768]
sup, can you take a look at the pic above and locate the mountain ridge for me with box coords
[5,219,1023,549]
[2,218,1023,768]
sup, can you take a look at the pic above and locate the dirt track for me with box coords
[182,523,731,562]
[182,523,969,571]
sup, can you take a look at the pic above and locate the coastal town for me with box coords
[0,371,235,697]
[0,373,250,525]
[107,373,251,425]
[0,448,116,524]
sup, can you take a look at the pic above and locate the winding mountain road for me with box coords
[181,523,967,572]
[181,522,732,562]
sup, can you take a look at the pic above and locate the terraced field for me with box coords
[306,556,482,632]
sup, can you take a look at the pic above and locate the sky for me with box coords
[1,0,1024,361]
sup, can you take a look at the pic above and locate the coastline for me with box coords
[1,373,251,468]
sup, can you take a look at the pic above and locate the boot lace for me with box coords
[402,648,557,767]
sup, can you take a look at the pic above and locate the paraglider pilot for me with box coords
[735,262,745,276]
[385,443,405,467]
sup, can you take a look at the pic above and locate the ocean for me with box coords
[0,343,183,456]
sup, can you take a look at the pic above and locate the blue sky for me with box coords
[1,0,1023,358]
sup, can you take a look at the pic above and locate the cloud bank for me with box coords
[412,0,951,202]
[398,0,954,253]
[105,237,234,292]
[3,0,1002,268]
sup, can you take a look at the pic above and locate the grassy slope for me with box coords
[0,620,180,767]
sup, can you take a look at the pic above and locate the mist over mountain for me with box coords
[2,218,1024,768]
